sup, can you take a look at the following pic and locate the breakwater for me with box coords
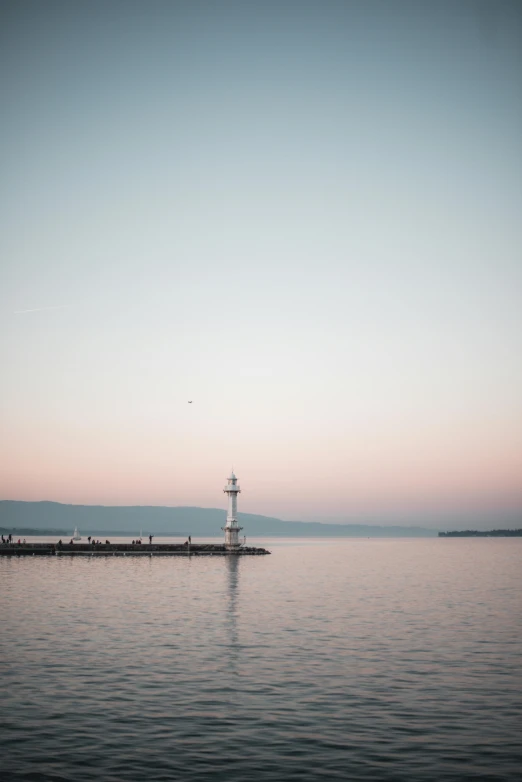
[0,542,270,557]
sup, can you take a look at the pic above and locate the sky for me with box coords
[1,0,521,527]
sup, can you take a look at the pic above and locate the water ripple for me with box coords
[2,538,521,780]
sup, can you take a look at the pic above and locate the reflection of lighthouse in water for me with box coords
[225,554,240,666]
[222,470,243,549]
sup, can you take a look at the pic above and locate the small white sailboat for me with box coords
[73,527,81,541]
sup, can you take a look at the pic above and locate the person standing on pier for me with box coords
[149,534,153,545]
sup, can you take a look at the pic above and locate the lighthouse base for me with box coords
[222,524,243,550]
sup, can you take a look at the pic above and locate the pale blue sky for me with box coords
[1,1,521,525]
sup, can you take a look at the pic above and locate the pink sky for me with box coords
[2,404,521,524]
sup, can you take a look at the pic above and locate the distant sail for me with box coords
[73,527,81,541]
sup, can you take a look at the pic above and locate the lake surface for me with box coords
[2,538,521,781]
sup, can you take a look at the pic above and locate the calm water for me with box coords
[2,538,521,781]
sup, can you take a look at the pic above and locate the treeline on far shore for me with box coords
[439,529,522,537]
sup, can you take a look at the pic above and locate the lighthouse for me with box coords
[222,470,243,549]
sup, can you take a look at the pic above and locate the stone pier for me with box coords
[0,542,270,557]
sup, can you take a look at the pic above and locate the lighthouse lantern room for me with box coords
[222,471,243,549]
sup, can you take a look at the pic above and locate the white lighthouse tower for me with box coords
[222,470,243,549]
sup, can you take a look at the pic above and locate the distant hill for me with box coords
[0,501,437,537]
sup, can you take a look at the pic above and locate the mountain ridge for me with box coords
[0,500,437,537]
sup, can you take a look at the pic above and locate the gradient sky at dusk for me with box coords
[1,0,521,526]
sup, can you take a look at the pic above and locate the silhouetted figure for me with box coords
[87,536,91,544]
[105,540,110,545]
[149,535,153,545]
[70,539,73,544]
[8,534,12,543]
[58,539,62,546]
[188,536,191,544]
